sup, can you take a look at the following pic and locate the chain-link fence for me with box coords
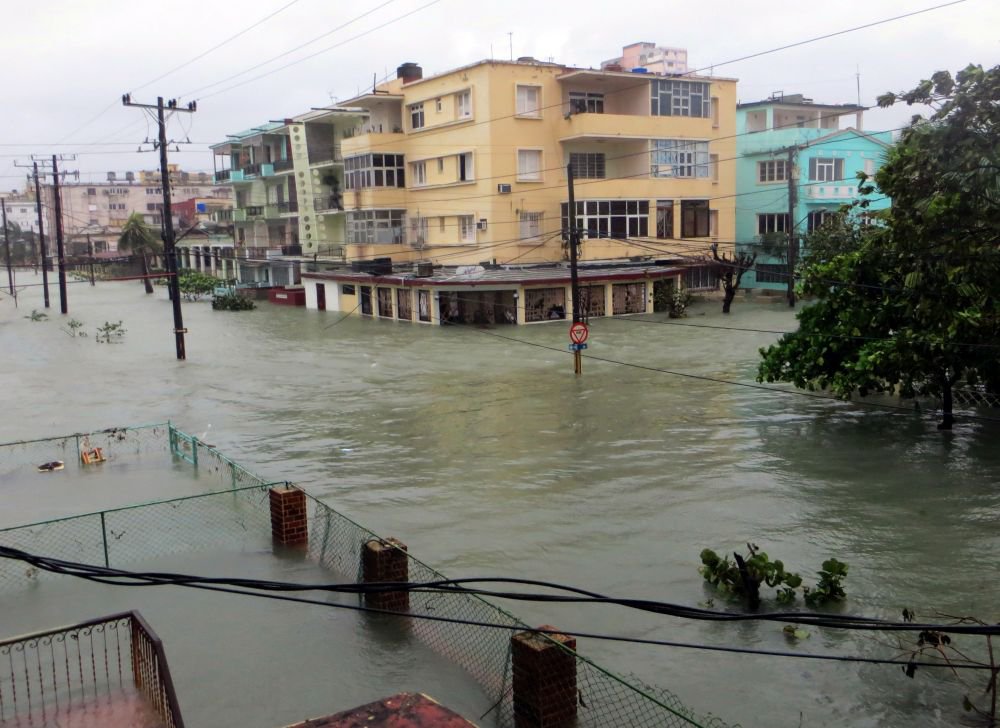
[0,424,736,728]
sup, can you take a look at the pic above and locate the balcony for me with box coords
[0,611,185,728]
[314,194,345,213]
[232,209,248,222]
[273,158,294,173]
[804,183,859,201]
[214,169,231,183]
[245,205,264,218]
[242,163,262,178]
[276,200,299,215]
[557,111,711,142]
[308,145,343,166]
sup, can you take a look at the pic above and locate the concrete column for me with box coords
[511,626,578,728]
[361,538,409,612]
[268,486,307,546]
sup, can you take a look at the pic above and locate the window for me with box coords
[809,157,845,182]
[346,209,406,243]
[651,80,711,117]
[87,187,96,196]
[435,98,442,113]
[409,103,425,130]
[344,154,406,189]
[412,161,427,187]
[612,282,647,315]
[520,211,543,240]
[459,215,476,243]
[864,158,876,176]
[651,140,710,178]
[525,287,566,322]
[561,200,649,239]
[456,90,472,118]
[757,213,790,235]
[569,152,605,179]
[418,290,431,322]
[656,201,674,239]
[681,200,710,237]
[409,215,428,247]
[568,91,604,114]
[146,188,162,195]
[146,203,163,212]
[437,158,444,173]
[458,152,474,182]
[396,288,413,320]
[807,210,834,232]
[684,265,719,290]
[377,287,393,317]
[755,264,788,284]
[341,284,356,295]
[517,149,542,181]
[758,160,788,183]
[516,85,541,117]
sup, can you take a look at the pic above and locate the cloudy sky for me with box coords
[1,0,997,187]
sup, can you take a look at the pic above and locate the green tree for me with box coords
[758,64,1000,429]
[117,213,162,294]
[178,270,219,300]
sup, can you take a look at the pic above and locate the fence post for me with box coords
[268,486,308,547]
[361,538,409,612]
[511,626,578,728]
[191,439,198,468]
[100,512,110,567]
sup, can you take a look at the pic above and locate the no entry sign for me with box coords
[569,321,589,344]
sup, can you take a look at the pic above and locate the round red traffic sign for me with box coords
[569,321,589,344]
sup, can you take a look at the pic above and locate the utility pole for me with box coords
[566,163,582,376]
[2,198,13,296]
[786,147,798,308]
[51,156,68,314]
[29,163,49,308]
[87,233,96,286]
[123,94,197,360]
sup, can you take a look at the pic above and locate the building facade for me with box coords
[602,42,689,74]
[735,94,892,290]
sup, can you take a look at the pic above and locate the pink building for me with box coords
[602,42,688,74]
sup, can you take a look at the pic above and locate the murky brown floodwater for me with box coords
[2,273,999,727]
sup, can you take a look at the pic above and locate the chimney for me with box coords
[396,62,423,84]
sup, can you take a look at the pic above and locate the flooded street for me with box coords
[2,274,999,727]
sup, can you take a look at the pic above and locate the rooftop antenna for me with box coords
[856,65,861,106]
[373,72,377,93]
[508,31,513,61]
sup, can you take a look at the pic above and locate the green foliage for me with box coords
[61,319,87,338]
[116,213,161,255]
[178,270,220,301]
[24,309,47,322]
[668,288,691,318]
[758,65,1000,427]
[699,544,847,608]
[211,292,256,311]
[95,321,126,343]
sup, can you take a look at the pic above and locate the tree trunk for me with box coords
[938,378,954,430]
[722,287,735,314]
[141,254,154,294]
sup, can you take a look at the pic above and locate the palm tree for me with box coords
[117,213,162,294]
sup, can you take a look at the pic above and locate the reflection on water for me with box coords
[3,275,999,727]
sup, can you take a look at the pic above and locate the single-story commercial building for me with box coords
[301,263,686,325]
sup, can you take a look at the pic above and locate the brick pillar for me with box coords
[511,626,578,728]
[269,486,307,546]
[361,538,409,612]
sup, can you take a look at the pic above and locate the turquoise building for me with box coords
[735,94,892,290]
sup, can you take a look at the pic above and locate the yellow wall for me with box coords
[338,61,738,267]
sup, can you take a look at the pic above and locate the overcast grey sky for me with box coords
[1,0,997,186]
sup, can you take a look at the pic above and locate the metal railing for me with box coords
[272,159,294,173]
[0,611,184,727]
[213,169,231,182]
[275,200,299,214]
[314,194,344,212]
[242,163,261,177]
[308,146,343,165]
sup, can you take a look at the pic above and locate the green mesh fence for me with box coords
[0,424,737,728]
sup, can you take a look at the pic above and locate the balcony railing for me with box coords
[275,201,299,214]
[242,163,261,177]
[214,169,231,183]
[0,611,185,728]
[314,194,345,212]
[245,205,264,217]
[308,146,343,165]
[272,159,294,173]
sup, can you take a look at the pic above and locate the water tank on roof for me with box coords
[630,67,649,74]
[107,171,116,181]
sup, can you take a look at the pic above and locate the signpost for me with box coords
[569,321,589,374]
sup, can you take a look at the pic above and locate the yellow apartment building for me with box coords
[336,58,737,268]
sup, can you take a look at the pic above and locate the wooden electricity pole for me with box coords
[123,94,197,360]
[2,198,13,296]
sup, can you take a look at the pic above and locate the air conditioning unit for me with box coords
[476,219,487,231]
[497,183,512,194]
